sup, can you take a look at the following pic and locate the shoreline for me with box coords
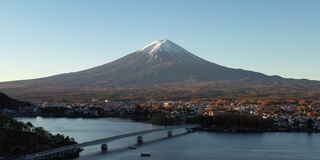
[14,115,320,134]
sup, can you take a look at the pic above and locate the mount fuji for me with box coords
[0,40,319,100]
[58,39,270,85]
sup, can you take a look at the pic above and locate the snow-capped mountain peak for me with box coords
[138,39,171,54]
[136,39,205,63]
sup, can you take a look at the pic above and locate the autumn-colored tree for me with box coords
[298,100,307,106]
[286,99,297,104]
[152,105,163,113]
[211,105,221,111]
[216,99,229,106]
[165,105,175,112]
[225,105,234,112]
[298,106,307,114]
[257,106,266,114]
[239,99,248,105]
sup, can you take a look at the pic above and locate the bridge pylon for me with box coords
[101,144,108,152]
[137,136,143,144]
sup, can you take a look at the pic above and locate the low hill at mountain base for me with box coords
[0,92,30,110]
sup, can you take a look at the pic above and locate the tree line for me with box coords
[188,113,270,132]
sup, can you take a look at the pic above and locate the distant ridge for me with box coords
[0,40,319,100]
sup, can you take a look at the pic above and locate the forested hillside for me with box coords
[0,92,30,110]
[0,114,77,158]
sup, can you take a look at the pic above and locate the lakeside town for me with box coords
[2,98,320,133]
[1,93,320,159]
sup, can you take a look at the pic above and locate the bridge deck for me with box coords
[23,124,200,160]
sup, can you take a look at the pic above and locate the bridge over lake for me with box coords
[23,124,200,160]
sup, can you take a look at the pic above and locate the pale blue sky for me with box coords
[0,0,319,82]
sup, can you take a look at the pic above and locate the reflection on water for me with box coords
[17,117,320,160]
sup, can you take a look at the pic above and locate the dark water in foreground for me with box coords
[17,117,320,160]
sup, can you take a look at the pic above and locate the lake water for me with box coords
[17,117,320,160]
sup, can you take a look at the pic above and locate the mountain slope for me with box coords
[17,40,274,86]
[0,40,319,100]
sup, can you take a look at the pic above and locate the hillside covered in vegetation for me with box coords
[0,92,30,110]
[0,114,77,159]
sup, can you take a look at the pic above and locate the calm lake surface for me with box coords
[17,117,320,160]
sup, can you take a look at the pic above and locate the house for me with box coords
[43,102,66,107]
